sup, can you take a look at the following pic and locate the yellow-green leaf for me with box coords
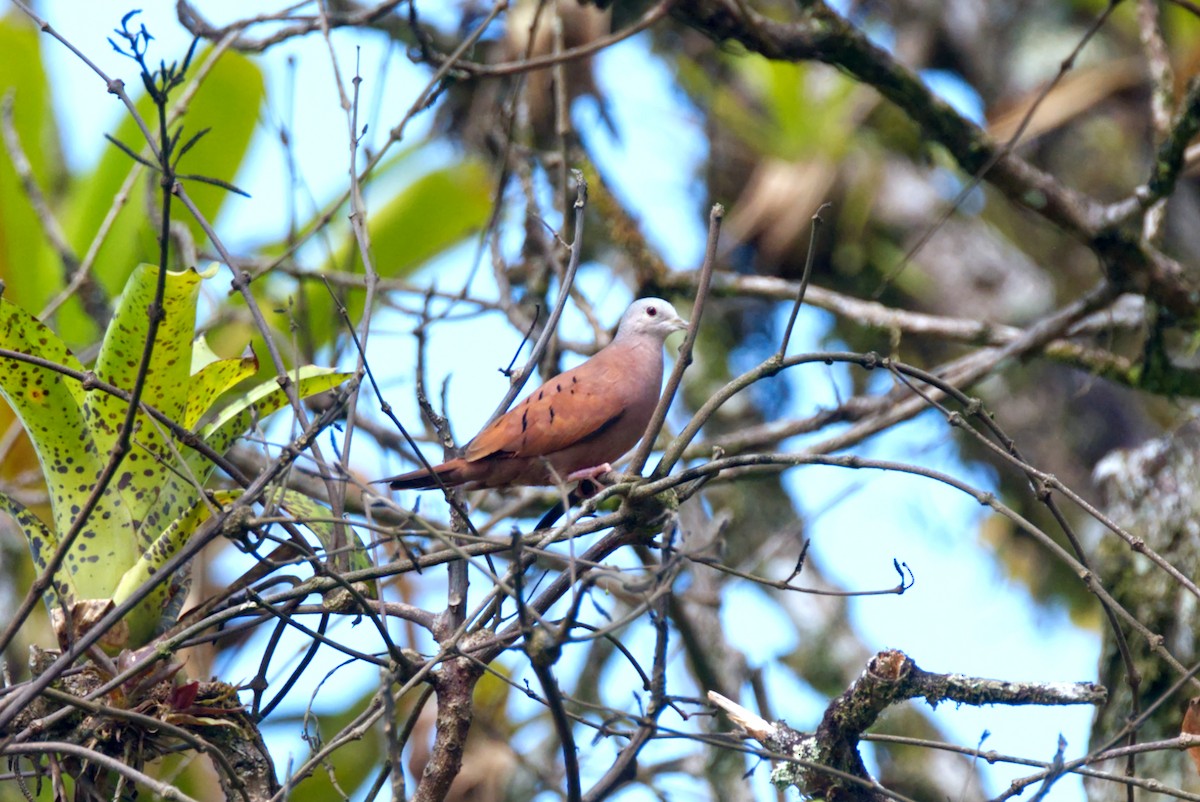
[185,342,259,429]
[112,490,242,649]
[296,158,493,350]
[0,294,137,597]
[191,367,353,476]
[0,489,75,612]
[360,159,494,279]
[62,49,264,339]
[264,488,374,580]
[84,265,207,551]
[171,51,264,245]
[0,16,60,310]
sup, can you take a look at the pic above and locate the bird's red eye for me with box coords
[647,306,658,316]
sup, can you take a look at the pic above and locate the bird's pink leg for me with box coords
[566,463,612,483]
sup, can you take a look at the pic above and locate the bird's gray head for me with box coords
[614,298,689,343]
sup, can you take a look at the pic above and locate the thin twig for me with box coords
[631,203,722,478]
[777,202,829,359]
[487,174,588,423]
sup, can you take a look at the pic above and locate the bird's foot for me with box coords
[566,463,614,501]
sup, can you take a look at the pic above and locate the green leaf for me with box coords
[271,689,382,802]
[360,160,494,278]
[84,264,208,552]
[185,341,259,429]
[61,49,264,343]
[0,294,144,600]
[0,16,60,310]
[0,489,75,612]
[295,158,493,349]
[0,295,138,580]
[171,51,264,244]
[264,488,374,579]
[112,490,242,649]
[0,259,348,645]
[698,57,860,161]
[111,484,374,650]
[190,367,354,477]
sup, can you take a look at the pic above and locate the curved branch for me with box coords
[669,0,1199,317]
[710,650,1105,801]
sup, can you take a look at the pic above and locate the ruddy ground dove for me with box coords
[382,297,688,491]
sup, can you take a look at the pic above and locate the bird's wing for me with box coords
[464,348,630,462]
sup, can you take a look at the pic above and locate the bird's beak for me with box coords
[673,318,689,354]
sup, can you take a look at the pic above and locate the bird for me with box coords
[382,297,689,491]
[1184,697,1200,775]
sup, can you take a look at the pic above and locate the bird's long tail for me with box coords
[380,463,459,490]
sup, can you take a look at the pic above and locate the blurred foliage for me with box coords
[0,18,58,310]
[0,8,497,796]
[59,49,264,340]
